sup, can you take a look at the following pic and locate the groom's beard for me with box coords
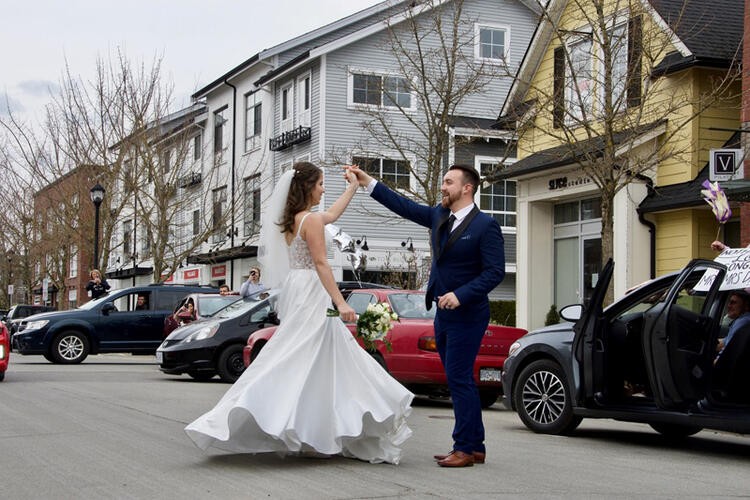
[441,191,459,208]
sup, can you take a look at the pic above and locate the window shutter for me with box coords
[627,15,642,108]
[553,46,565,128]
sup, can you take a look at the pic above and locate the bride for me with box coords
[185,162,413,464]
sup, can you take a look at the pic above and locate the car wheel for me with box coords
[513,359,582,435]
[649,422,702,439]
[51,331,90,364]
[217,344,246,383]
[43,352,55,362]
[479,389,500,409]
[188,371,216,381]
[249,340,267,363]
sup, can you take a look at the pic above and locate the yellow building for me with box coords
[492,0,742,329]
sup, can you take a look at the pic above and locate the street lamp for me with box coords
[90,183,106,268]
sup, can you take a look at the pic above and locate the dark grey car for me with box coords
[13,284,216,364]
[502,258,750,439]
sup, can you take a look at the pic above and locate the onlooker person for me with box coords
[715,290,750,363]
[135,294,149,310]
[174,298,197,326]
[219,285,232,296]
[86,269,111,299]
[240,266,266,297]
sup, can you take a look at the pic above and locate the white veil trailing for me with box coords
[258,169,295,289]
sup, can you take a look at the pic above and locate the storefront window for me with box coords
[553,197,602,307]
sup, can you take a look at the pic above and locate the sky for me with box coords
[2,0,381,123]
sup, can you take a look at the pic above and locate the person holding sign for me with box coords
[715,290,750,362]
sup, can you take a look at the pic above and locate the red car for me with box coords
[244,289,527,407]
[0,321,9,381]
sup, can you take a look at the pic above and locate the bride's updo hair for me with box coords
[279,161,322,234]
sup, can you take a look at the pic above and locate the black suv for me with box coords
[3,304,56,334]
[13,284,216,364]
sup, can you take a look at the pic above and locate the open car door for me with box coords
[641,259,726,409]
[572,258,614,404]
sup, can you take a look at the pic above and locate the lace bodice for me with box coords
[288,212,315,270]
[289,235,315,269]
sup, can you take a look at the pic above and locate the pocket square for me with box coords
[461,234,472,240]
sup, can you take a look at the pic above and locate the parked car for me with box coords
[163,293,242,337]
[12,284,216,364]
[0,321,9,381]
[337,281,396,299]
[3,304,56,335]
[156,290,280,383]
[244,289,527,407]
[502,258,750,439]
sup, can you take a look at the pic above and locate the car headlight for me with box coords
[508,341,522,358]
[24,320,49,331]
[184,325,219,343]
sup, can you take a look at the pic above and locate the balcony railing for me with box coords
[177,171,202,188]
[269,126,312,151]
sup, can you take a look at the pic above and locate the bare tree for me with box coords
[343,0,513,206]
[499,0,741,302]
[0,50,236,300]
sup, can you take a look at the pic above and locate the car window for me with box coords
[388,293,435,319]
[614,286,669,320]
[199,295,240,316]
[249,304,271,323]
[156,291,188,310]
[347,293,376,315]
[214,298,264,319]
[112,291,152,312]
[674,269,710,315]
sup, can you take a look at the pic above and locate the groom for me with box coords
[349,164,505,467]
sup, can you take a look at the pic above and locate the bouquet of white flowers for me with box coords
[356,302,398,351]
[327,301,398,351]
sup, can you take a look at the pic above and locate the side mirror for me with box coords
[101,302,116,315]
[559,304,583,322]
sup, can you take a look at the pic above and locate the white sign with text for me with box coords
[694,247,750,291]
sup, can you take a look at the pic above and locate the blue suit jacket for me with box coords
[371,182,505,317]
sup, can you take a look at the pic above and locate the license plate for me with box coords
[479,367,501,382]
[155,351,163,364]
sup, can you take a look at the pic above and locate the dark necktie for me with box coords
[440,214,456,246]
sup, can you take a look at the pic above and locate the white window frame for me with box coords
[213,107,228,162]
[280,82,294,132]
[475,156,517,232]
[297,72,311,128]
[597,13,629,114]
[347,68,416,112]
[351,154,414,191]
[564,32,595,122]
[69,244,78,278]
[243,175,261,237]
[474,23,511,64]
[244,92,262,152]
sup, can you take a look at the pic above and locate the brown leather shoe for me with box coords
[437,450,474,467]
[434,451,485,464]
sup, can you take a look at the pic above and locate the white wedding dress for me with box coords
[185,215,413,464]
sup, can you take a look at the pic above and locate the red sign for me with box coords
[183,269,200,280]
[162,273,174,283]
[212,265,226,278]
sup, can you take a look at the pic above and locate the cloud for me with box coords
[18,79,60,97]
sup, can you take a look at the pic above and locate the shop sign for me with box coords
[548,175,592,191]
[212,265,226,278]
[183,269,200,280]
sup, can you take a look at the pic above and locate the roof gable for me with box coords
[500,0,742,119]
